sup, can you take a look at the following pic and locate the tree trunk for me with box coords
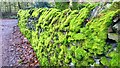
[18,2,21,9]
[0,2,2,18]
[8,2,11,13]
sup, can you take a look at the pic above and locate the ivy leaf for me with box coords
[75,48,86,59]
[70,46,76,51]
[65,58,69,63]
[41,57,49,66]
[58,32,66,42]
[50,56,57,65]
[107,51,117,57]
[75,49,82,59]
[72,58,77,64]
[45,37,51,46]
[110,57,119,66]
[100,57,109,66]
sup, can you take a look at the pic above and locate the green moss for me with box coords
[17,3,120,66]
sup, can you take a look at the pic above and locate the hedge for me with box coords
[17,3,120,66]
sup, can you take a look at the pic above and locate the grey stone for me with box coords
[69,62,74,66]
[10,48,14,52]
[95,59,100,64]
[108,33,118,42]
[113,22,120,31]
[106,3,111,8]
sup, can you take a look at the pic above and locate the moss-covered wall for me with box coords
[17,3,120,66]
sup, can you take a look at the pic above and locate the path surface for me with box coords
[0,19,18,66]
[0,19,39,67]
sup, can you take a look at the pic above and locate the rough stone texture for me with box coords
[113,21,120,31]
[108,33,118,42]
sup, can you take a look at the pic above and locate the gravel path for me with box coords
[0,19,39,67]
[0,19,18,66]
